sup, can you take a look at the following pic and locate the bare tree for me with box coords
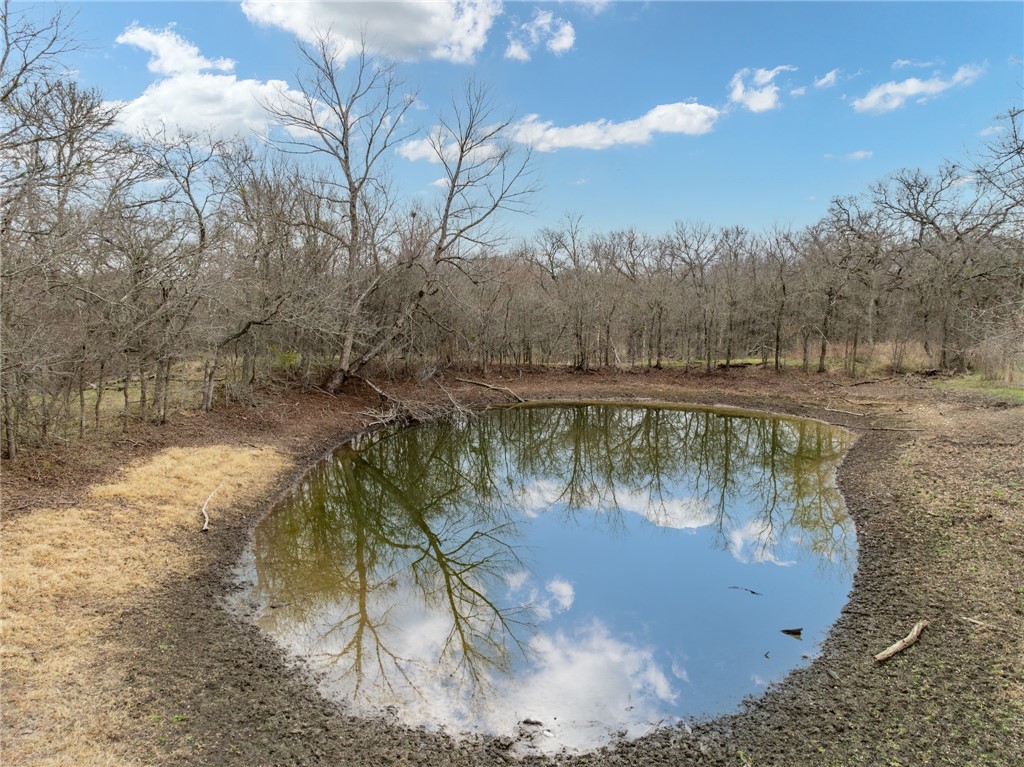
[263,35,417,389]
[975,106,1024,211]
[1,0,75,144]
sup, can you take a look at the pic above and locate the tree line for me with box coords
[2,3,1022,458]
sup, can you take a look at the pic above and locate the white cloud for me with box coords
[289,571,676,754]
[951,173,979,187]
[571,0,610,13]
[241,0,501,64]
[505,9,576,61]
[852,64,984,113]
[512,101,719,152]
[514,575,576,621]
[728,65,797,112]
[397,134,440,163]
[116,24,234,75]
[547,20,576,54]
[814,68,839,89]
[509,622,678,751]
[505,39,531,62]
[892,58,939,70]
[396,126,503,166]
[727,519,795,566]
[790,86,807,97]
[670,659,690,684]
[113,25,305,138]
[844,149,873,161]
[980,125,1005,137]
[546,578,575,611]
[505,569,530,592]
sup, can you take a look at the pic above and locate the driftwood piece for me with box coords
[874,619,929,662]
[453,377,525,402]
[200,481,225,532]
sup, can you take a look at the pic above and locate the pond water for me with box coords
[235,403,856,754]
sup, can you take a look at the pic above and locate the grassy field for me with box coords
[2,445,292,766]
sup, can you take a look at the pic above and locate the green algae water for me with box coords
[236,403,855,754]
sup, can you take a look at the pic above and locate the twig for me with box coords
[200,481,225,533]
[352,375,402,405]
[959,616,1010,633]
[729,586,763,596]
[847,376,899,387]
[359,407,401,428]
[825,405,867,417]
[434,379,473,417]
[869,426,925,432]
[453,377,525,402]
[874,619,929,662]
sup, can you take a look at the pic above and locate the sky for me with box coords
[35,1,1024,237]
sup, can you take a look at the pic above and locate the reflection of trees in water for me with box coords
[483,406,853,573]
[254,426,528,702]
[252,405,854,702]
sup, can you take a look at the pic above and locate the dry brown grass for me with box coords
[1,445,291,766]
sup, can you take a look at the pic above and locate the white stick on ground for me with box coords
[453,377,525,402]
[874,619,929,662]
[200,481,225,532]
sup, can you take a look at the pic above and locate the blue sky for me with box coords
[44,1,1024,236]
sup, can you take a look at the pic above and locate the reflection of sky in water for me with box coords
[237,405,856,755]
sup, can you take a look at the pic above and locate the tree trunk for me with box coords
[78,367,85,439]
[774,316,783,372]
[122,368,131,432]
[94,360,105,430]
[202,348,220,412]
[138,363,148,419]
[2,380,17,461]
[158,358,171,424]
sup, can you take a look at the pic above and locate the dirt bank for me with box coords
[3,368,1022,766]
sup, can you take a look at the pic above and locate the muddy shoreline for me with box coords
[4,369,1022,765]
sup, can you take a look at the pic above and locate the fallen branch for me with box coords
[453,377,525,402]
[352,375,402,405]
[359,407,402,428]
[200,481,225,533]
[847,375,899,387]
[434,379,473,417]
[869,426,925,432]
[874,619,929,662]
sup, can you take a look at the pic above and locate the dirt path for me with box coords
[3,369,1022,766]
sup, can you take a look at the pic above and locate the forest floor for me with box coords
[2,367,1022,767]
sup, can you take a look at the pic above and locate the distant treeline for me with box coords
[2,5,1022,458]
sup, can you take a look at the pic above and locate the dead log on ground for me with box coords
[874,619,929,662]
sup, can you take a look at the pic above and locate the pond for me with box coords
[234,403,856,754]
